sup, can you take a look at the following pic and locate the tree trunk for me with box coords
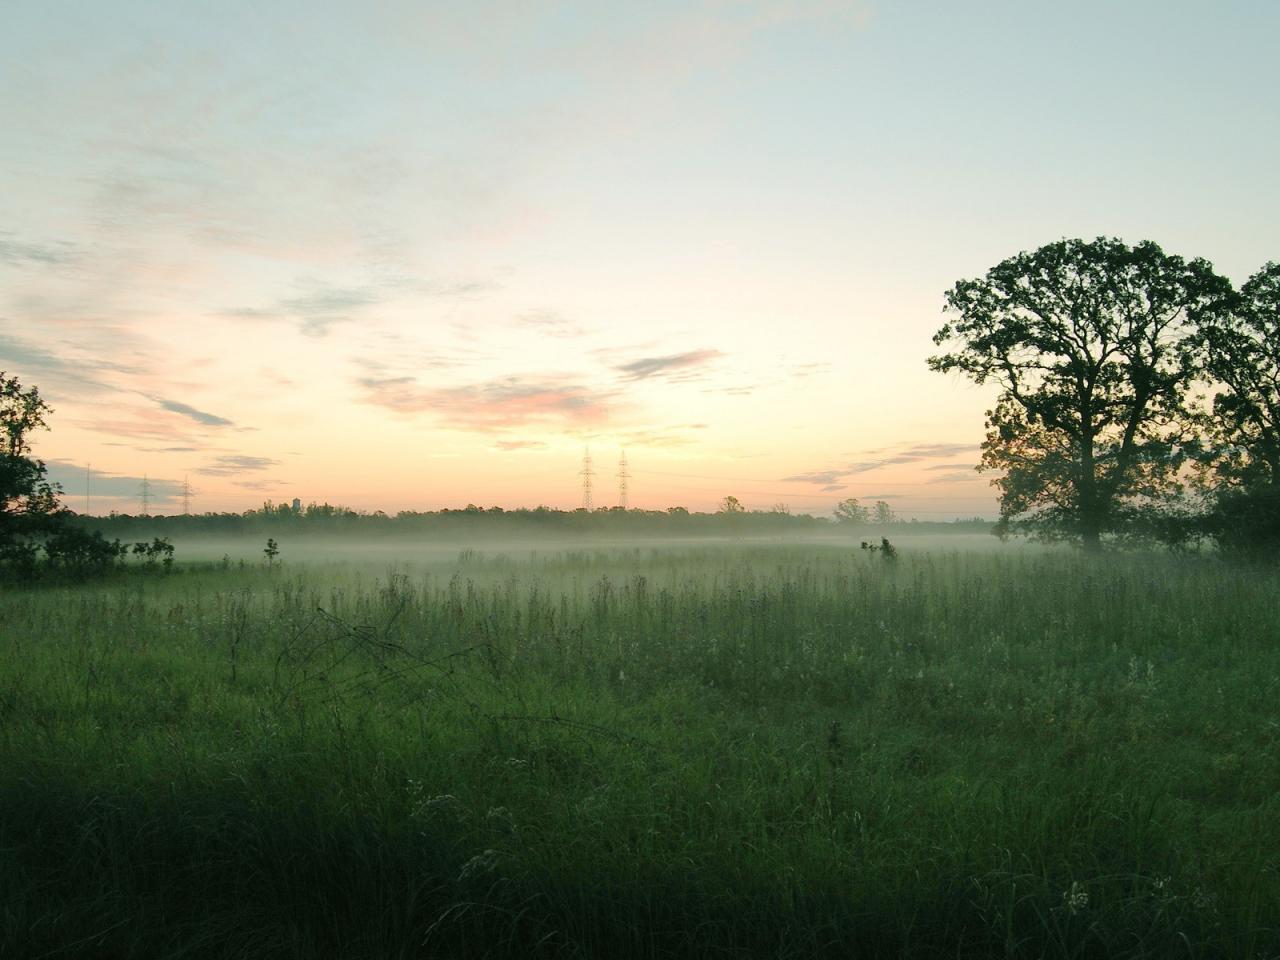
[1080,521,1103,554]
[1078,420,1103,553]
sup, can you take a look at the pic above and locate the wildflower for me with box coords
[1192,885,1217,911]
[1062,881,1088,915]
[458,849,500,882]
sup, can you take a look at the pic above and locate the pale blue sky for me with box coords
[2,1,1276,514]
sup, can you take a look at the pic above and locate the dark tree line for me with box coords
[930,238,1279,556]
[72,501,976,543]
[0,375,174,580]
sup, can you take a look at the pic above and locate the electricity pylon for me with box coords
[580,447,595,510]
[617,450,630,510]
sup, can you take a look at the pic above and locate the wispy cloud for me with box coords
[357,373,616,431]
[224,275,499,337]
[783,442,978,486]
[926,471,984,485]
[784,469,846,485]
[790,361,831,379]
[515,310,587,339]
[419,278,501,298]
[0,331,135,394]
[901,443,977,459]
[615,422,710,448]
[494,439,547,451]
[71,415,198,443]
[151,397,234,427]
[195,454,281,476]
[281,284,380,337]
[233,478,284,491]
[615,349,723,382]
[0,233,81,268]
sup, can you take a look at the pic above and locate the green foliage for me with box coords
[1,374,183,580]
[1205,485,1280,561]
[263,537,280,566]
[3,545,1276,957]
[859,536,898,561]
[930,238,1232,550]
[0,371,50,459]
[130,537,175,570]
[1199,262,1280,489]
[0,372,62,575]
[43,526,126,574]
[832,497,868,524]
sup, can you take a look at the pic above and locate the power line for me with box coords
[617,450,630,510]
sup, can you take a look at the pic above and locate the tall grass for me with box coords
[1,544,1277,958]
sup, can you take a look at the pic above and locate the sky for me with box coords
[2,0,1277,517]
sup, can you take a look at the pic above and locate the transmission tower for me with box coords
[85,463,91,516]
[181,474,192,515]
[617,450,630,510]
[579,446,595,510]
[139,474,152,517]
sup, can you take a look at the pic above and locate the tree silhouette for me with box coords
[1200,262,1280,488]
[0,373,61,571]
[929,238,1231,551]
[832,497,869,523]
[1198,262,1280,558]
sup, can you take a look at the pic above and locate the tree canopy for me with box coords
[929,238,1232,549]
[0,373,61,570]
[1200,262,1280,488]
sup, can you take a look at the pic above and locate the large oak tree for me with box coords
[929,238,1231,550]
[1197,263,1280,557]
[1201,262,1280,487]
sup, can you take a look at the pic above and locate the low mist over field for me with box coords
[5,543,1280,958]
[3,1,1279,957]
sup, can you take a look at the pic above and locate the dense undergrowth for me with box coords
[1,544,1278,958]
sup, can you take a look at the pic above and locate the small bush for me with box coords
[43,527,126,575]
[860,537,898,562]
[1206,485,1280,561]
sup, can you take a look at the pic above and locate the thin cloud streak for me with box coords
[0,233,81,268]
[194,455,281,476]
[616,349,723,382]
[357,373,616,431]
[152,397,235,427]
[0,331,135,394]
[516,310,587,339]
[782,442,979,486]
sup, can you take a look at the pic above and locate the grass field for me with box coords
[2,541,1278,958]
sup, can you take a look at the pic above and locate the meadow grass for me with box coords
[1,542,1278,958]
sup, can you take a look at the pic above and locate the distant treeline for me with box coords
[70,501,995,540]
